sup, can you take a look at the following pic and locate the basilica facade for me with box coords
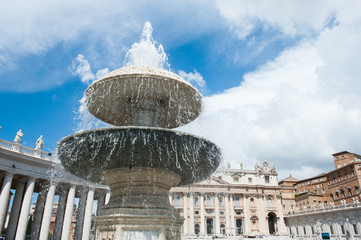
[169,162,287,237]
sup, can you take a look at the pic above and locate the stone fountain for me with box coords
[56,65,221,239]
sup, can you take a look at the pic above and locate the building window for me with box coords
[311,226,314,235]
[248,178,252,183]
[267,198,272,208]
[341,190,346,198]
[236,211,241,215]
[195,211,199,215]
[233,177,239,182]
[338,176,342,181]
[322,189,325,194]
[195,224,200,234]
[348,188,352,196]
[175,196,181,206]
[235,197,240,207]
[341,225,345,234]
[219,197,223,206]
[220,224,225,235]
[335,192,339,198]
[353,224,358,234]
[265,176,270,183]
[355,186,359,194]
[352,171,356,176]
[304,227,306,235]
[330,225,334,234]
[206,196,212,206]
[220,211,224,215]
[194,197,198,206]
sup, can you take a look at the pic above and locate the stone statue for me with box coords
[35,135,44,150]
[14,130,24,144]
[227,162,231,169]
[240,163,243,170]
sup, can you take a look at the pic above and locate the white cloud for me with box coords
[71,54,95,84]
[178,69,206,90]
[95,68,110,79]
[215,0,346,39]
[184,11,361,180]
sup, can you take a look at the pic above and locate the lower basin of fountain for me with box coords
[56,126,221,186]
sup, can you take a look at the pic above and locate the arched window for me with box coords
[268,198,273,208]
[195,224,200,234]
[175,196,181,206]
[235,196,240,206]
[220,224,225,235]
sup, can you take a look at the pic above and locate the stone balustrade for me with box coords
[287,202,361,216]
[0,139,55,161]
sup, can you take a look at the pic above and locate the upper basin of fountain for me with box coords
[85,66,202,129]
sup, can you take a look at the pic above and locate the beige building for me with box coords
[170,161,287,237]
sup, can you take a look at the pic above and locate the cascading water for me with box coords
[56,22,221,240]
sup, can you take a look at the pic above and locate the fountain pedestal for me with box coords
[95,168,183,240]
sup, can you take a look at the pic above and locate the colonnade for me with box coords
[0,171,109,240]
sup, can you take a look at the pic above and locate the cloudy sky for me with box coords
[1,0,361,180]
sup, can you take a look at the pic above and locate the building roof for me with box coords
[279,175,298,183]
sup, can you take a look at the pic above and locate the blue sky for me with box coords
[1,0,361,180]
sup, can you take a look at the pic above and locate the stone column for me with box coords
[53,186,68,240]
[243,195,250,234]
[74,187,87,240]
[257,195,266,234]
[229,194,235,236]
[82,187,94,240]
[15,178,36,240]
[215,194,220,235]
[6,180,25,240]
[225,194,230,235]
[200,194,205,235]
[190,193,195,235]
[183,193,188,235]
[0,173,13,231]
[276,195,287,234]
[61,184,76,240]
[30,186,47,240]
[105,190,110,205]
[39,182,56,240]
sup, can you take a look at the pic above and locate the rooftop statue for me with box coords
[14,129,24,144]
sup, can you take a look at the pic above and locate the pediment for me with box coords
[197,176,229,185]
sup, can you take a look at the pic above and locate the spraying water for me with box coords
[124,21,170,69]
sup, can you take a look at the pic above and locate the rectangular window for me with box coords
[341,225,345,234]
[265,176,270,183]
[248,178,252,183]
[233,177,239,182]
[353,224,358,234]
[330,225,334,234]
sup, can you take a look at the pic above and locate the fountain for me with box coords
[56,23,221,240]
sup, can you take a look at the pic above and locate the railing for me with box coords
[286,202,361,216]
[0,139,55,162]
